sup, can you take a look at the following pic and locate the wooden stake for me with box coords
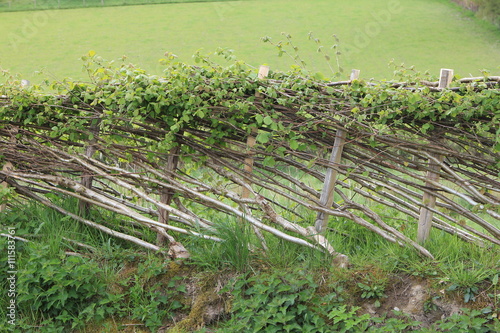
[417,154,444,243]
[438,68,454,89]
[242,130,257,199]
[258,65,270,80]
[314,69,359,233]
[79,119,100,215]
[242,65,269,199]
[157,144,181,246]
[314,130,347,232]
[238,65,271,250]
[417,68,452,243]
[350,69,360,82]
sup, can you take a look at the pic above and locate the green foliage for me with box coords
[475,0,500,27]
[59,253,183,331]
[220,270,499,332]
[442,261,497,303]
[3,52,499,172]
[12,246,186,331]
[326,305,371,332]
[126,274,186,331]
[369,310,422,332]
[1,200,499,332]
[355,271,388,309]
[16,244,109,330]
[0,201,188,332]
[424,308,500,333]
[344,79,500,152]
[221,269,350,333]
[261,32,344,79]
[488,273,500,310]
[1,44,500,333]
[0,185,15,206]
[357,282,386,303]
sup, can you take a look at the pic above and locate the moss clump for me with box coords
[171,290,225,331]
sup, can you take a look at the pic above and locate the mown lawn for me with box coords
[0,0,499,82]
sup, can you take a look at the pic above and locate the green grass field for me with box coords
[0,0,499,82]
[0,0,233,12]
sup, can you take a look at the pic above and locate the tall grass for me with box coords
[185,189,499,285]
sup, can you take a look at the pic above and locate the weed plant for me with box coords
[218,269,355,333]
[1,194,499,331]
[0,200,187,332]
[217,270,500,332]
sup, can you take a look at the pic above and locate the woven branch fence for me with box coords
[0,62,499,266]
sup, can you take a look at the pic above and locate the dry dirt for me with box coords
[360,275,464,328]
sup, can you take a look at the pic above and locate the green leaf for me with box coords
[255,114,263,125]
[256,132,270,144]
[421,123,432,134]
[196,109,205,118]
[263,156,276,167]
[263,115,273,125]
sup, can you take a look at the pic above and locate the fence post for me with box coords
[314,69,359,233]
[438,68,453,89]
[79,119,100,214]
[242,65,269,199]
[157,143,181,246]
[417,68,452,243]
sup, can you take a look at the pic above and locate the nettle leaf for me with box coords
[421,123,433,134]
[289,139,299,150]
[196,109,205,118]
[263,156,276,167]
[263,115,273,125]
[256,132,271,144]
